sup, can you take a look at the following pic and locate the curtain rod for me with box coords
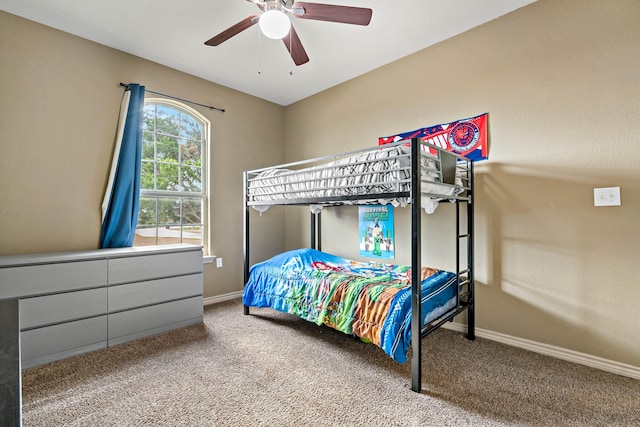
[119,82,225,113]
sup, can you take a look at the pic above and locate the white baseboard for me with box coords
[203,291,243,306]
[442,322,640,380]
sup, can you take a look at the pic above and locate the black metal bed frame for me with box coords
[242,138,475,393]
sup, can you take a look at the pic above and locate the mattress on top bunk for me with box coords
[247,144,464,214]
[242,248,457,363]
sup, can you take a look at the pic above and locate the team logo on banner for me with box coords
[378,113,489,161]
[449,121,480,152]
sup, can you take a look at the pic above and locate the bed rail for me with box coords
[245,139,471,209]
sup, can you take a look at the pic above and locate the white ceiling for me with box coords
[0,0,536,106]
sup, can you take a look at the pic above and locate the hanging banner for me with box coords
[378,113,488,161]
[359,205,394,260]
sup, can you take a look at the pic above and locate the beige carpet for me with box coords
[22,299,639,426]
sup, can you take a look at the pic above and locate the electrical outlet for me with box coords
[216,257,223,268]
[594,187,621,207]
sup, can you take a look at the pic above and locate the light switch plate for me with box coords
[594,187,621,207]
[216,257,223,268]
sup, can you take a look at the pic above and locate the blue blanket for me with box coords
[243,248,457,363]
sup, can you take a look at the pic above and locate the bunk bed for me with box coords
[242,138,475,393]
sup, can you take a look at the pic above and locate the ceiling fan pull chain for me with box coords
[257,29,262,76]
[289,31,293,76]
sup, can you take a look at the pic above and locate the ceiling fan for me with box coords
[204,0,373,66]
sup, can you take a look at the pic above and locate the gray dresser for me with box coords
[0,244,203,368]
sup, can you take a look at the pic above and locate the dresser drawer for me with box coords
[21,315,107,368]
[108,250,202,285]
[108,273,202,312]
[19,288,107,330]
[108,296,202,344]
[0,259,107,300]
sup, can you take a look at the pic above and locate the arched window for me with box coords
[135,99,209,252]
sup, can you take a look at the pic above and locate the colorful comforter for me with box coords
[242,248,457,363]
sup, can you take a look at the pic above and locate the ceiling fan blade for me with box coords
[282,26,309,66]
[204,15,259,46]
[293,2,372,26]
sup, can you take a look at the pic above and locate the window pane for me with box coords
[137,197,157,226]
[156,204,182,245]
[182,198,202,225]
[181,165,202,192]
[143,105,155,132]
[158,197,180,226]
[134,226,158,247]
[156,105,180,136]
[182,225,202,246]
[157,163,179,191]
[156,135,179,162]
[157,228,181,245]
[142,131,154,160]
[180,114,202,141]
[141,161,155,190]
[180,140,201,166]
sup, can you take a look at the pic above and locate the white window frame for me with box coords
[136,98,210,255]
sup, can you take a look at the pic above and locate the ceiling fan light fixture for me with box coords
[259,10,291,39]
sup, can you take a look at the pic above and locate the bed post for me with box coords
[243,171,250,315]
[308,211,322,250]
[410,137,422,393]
[317,212,322,251]
[467,160,475,340]
[310,212,316,250]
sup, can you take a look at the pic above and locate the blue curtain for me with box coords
[100,84,145,248]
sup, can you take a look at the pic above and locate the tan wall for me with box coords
[2,0,638,369]
[284,0,640,367]
[0,11,286,298]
